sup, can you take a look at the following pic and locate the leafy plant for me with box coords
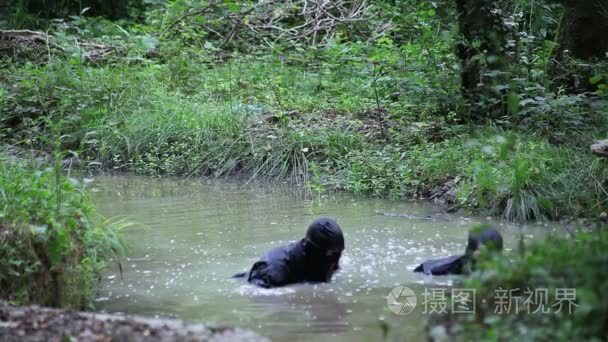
[0,155,124,308]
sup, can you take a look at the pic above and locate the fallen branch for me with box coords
[160,3,218,36]
[162,0,389,48]
[0,29,120,64]
[0,30,50,46]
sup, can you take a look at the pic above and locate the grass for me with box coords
[0,154,124,308]
[323,129,607,221]
[0,29,606,221]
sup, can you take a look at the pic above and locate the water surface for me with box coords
[91,174,554,341]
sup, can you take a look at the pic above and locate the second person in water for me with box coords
[414,224,503,275]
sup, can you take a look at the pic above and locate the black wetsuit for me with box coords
[235,218,344,288]
[246,240,338,288]
[413,226,503,276]
[413,254,468,275]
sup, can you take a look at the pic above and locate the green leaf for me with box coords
[30,225,48,236]
[589,74,603,85]
[49,229,70,266]
[507,92,520,115]
[203,41,217,50]
[141,34,158,51]
[225,0,239,12]
[9,259,24,266]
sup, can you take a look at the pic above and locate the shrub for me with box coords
[438,228,608,340]
[0,156,123,308]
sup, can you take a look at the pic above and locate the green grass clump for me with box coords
[324,130,607,221]
[0,156,123,308]
[1,53,372,180]
[456,132,607,222]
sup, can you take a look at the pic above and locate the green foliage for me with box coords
[453,229,608,340]
[0,156,123,308]
[0,1,606,222]
[323,129,607,220]
[460,133,607,221]
[328,140,461,198]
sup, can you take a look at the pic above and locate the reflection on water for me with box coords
[91,174,556,341]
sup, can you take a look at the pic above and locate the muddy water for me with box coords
[91,175,554,341]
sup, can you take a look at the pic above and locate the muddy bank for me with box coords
[0,303,268,342]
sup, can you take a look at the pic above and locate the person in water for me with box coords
[414,224,503,275]
[234,217,345,288]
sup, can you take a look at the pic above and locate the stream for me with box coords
[91,174,555,341]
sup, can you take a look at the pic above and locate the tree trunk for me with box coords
[454,0,516,121]
[547,0,608,92]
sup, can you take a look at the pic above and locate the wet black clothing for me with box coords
[413,254,468,275]
[247,240,334,288]
[305,217,345,251]
[466,226,503,252]
[236,218,344,288]
[413,226,503,276]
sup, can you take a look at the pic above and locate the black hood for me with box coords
[466,225,503,253]
[304,217,345,252]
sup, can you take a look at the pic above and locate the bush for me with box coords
[440,228,608,340]
[0,156,123,308]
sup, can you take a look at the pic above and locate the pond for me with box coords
[91,174,555,341]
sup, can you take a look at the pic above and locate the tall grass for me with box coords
[328,130,607,221]
[1,45,606,221]
[2,53,373,180]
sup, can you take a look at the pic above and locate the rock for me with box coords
[428,325,449,342]
[446,205,461,214]
[0,302,268,342]
[590,139,608,158]
[429,178,459,208]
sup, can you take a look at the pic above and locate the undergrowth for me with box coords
[323,130,607,221]
[0,155,124,308]
[0,14,606,221]
[434,228,608,340]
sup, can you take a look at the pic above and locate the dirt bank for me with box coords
[0,302,268,342]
